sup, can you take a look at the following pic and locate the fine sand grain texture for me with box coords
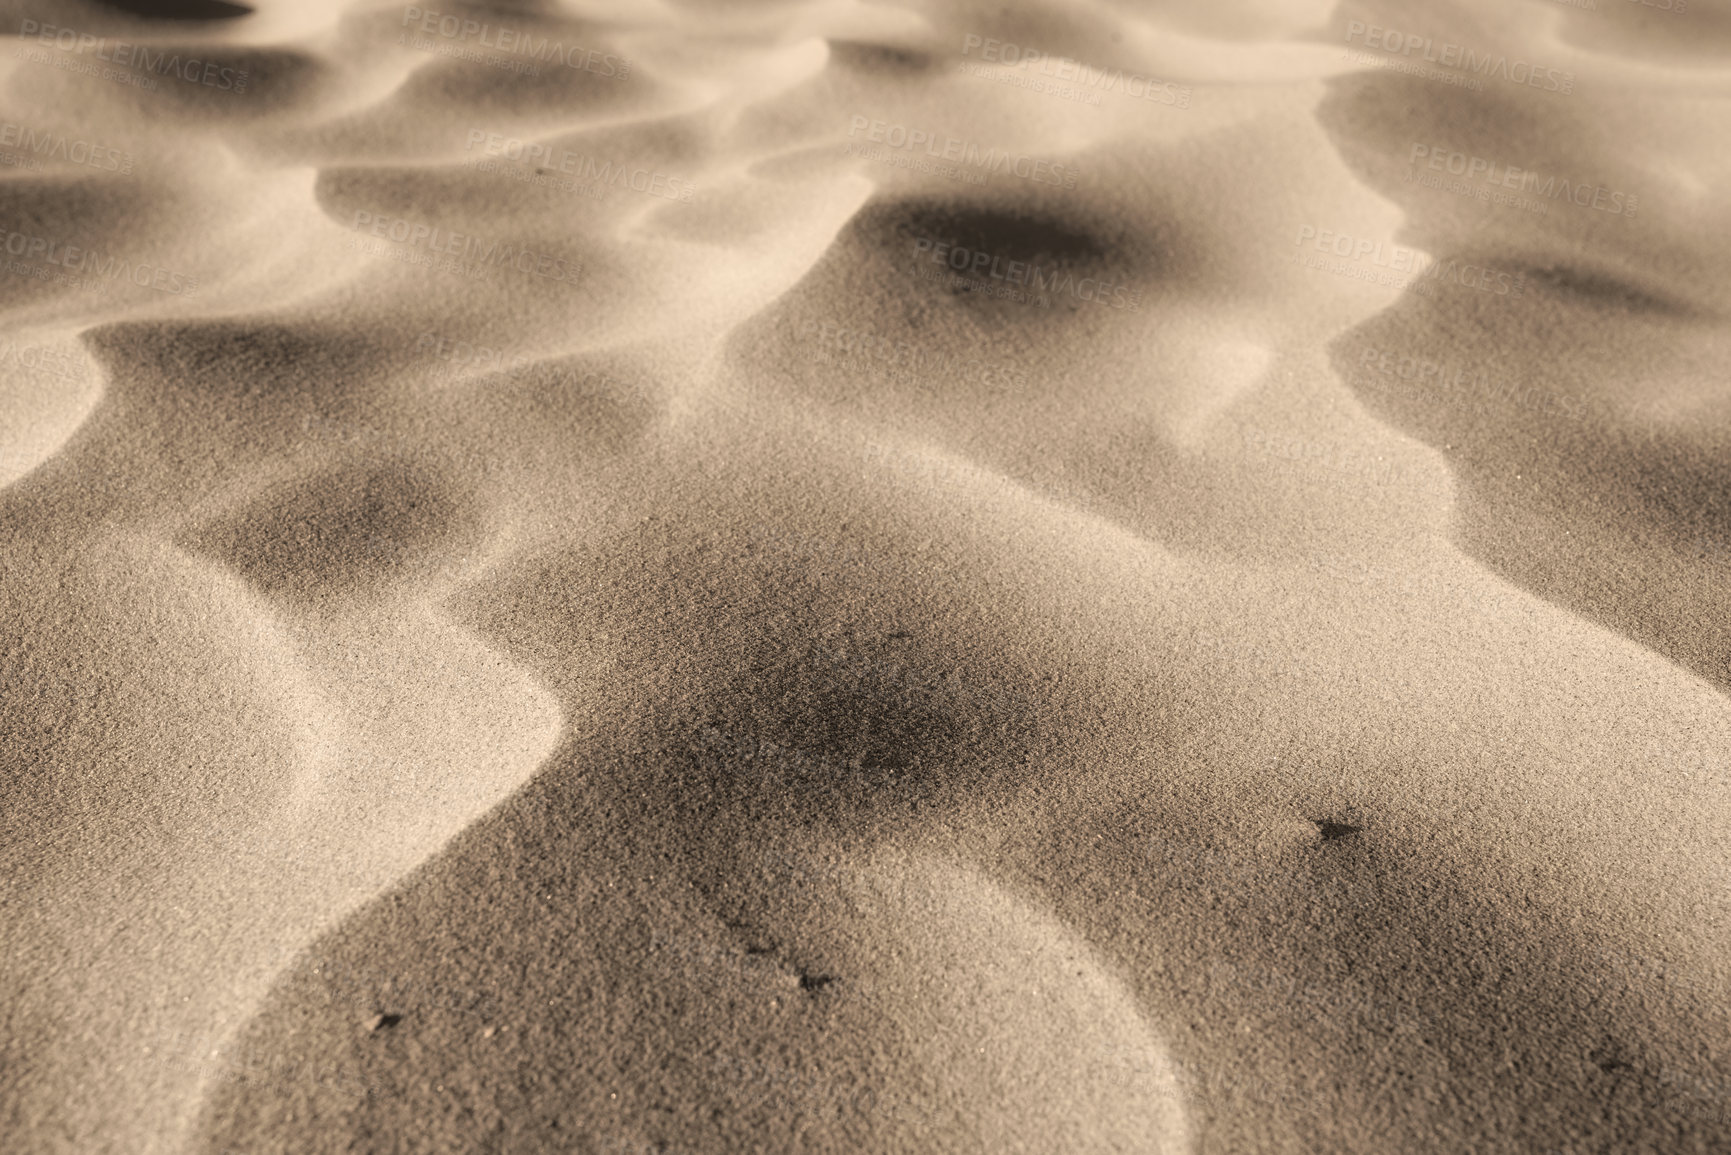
[1,0,1728,1152]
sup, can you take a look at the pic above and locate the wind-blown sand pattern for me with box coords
[1,0,1728,1151]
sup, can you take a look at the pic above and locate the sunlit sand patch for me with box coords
[0,329,103,489]
[1154,336,1274,450]
[3,0,1730,1150]
[817,845,1193,1151]
[0,529,562,1154]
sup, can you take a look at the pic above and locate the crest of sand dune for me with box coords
[0,524,562,1153]
[2,0,1730,1151]
[813,847,1193,1153]
[191,834,1193,1152]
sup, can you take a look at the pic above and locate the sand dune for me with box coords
[2,0,1729,1152]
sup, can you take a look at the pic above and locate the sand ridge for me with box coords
[1,0,1729,1151]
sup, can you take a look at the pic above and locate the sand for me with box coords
[1,0,1728,1151]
